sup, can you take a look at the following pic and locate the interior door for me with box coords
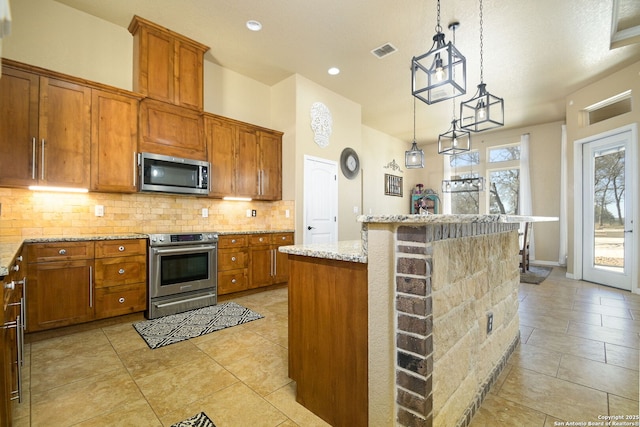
[581,129,634,290]
[304,155,338,244]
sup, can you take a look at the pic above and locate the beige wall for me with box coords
[565,60,640,285]
[415,122,564,265]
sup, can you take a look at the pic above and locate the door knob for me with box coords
[307,226,315,230]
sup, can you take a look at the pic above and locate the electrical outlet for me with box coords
[94,205,104,217]
[251,209,257,217]
[486,312,494,334]
[246,209,252,218]
[201,208,208,218]
[285,209,290,218]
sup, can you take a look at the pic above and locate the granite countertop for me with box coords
[357,214,559,224]
[279,240,366,264]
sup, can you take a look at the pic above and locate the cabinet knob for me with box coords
[118,246,125,252]
[259,237,264,242]
[118,268,125,274]
[118,297,125,304]
[4,281,15,290]
[59,249,67,255]
[231,279,237,284]
[282,236,286,240]
[11,264,19,272]
[231,256,237,262]
[231,239,236,244]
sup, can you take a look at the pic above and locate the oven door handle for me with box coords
[152,245,217,255]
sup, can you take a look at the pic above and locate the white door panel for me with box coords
[304,156,338,244]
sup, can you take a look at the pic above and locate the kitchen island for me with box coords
[280,214,557,427]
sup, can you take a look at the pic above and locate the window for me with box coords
[444,143,521,215]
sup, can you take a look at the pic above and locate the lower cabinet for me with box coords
[24,239,147,332]
[218,232,293,296]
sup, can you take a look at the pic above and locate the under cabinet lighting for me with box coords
[223,196,252,202]
[29,186,89,193]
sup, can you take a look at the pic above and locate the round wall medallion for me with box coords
[340,147,360,179]
[310,102,332,147]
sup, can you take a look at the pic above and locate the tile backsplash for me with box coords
[0,187,295,263]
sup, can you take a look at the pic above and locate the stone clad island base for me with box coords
[282,215,554,426]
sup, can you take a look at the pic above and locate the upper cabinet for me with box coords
[205,114,282,200]
[91,89,140,193]
[0,64,91,189]
[129,15,210,111]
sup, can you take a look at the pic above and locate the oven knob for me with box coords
[150,237,156,243]
[159,236,165,242]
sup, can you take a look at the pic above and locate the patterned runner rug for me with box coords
[171,412,216,427]
[133,302,263,349]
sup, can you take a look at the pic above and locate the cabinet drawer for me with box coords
[249,234,271,246]
[272,233,294,245]
[218,235,248,248]
[218,249,248,271]
[95,239,146,258]
[94,255,146,287]
[218,270,248,295]
[94,282,146,319]
[26,241,94,263]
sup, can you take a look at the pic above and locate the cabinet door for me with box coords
[91,90,139,193]
[235,126,259,198]
[39,77,91,188]
[94,282,146,319]
[176,42,204,110]
[1,286,11,426]
[206,117,236,197]
[273,233,294,283]
[26,260,94,332]
[137,28,175,105]
[257,131,283,201]
[139,99,206,160]
[0,67,39,187]
[249,245,273,289]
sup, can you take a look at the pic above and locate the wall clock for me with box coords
[340,147,360,179]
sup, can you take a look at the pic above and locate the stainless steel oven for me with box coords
[147,232,218,319]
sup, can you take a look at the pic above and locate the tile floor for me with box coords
[10,268,640,427]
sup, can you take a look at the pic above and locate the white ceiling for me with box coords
[54,0,640,145]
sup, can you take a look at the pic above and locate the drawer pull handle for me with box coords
[259,237,264,242]
[231,239,236,244]
[118,246,125,252]
[282,236,286,240]
[118,268,125,274]
[231,279,237,284]
[118,297,125,304]
[4,281,15,290]
[231,256,237,262]
[59,249,66,255]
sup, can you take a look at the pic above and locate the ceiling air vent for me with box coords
[371,43,398,59]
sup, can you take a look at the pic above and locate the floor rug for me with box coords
[133,302,263,349]
[520,266,552,284]
[171,412,216,427]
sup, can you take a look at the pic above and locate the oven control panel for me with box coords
[148,232,218,246]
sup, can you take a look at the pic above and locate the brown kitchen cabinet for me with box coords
[249,233,293,289]
[90,89,141,193]
[139,98,206,161]
[129,15,209,111]
[217,235,249,295]
[0,64,91,189]
[94,239,147,319]
[25,242,95,332]
[205,114,283,200]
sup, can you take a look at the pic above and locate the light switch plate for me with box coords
[202,208,208,218]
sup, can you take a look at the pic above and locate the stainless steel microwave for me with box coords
[139,152,210,195]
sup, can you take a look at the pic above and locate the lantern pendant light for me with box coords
[405,97,425,168]
[411,0,466,105]
[460,0,504,132]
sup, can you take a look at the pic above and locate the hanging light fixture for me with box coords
[411,0,466,105]
[405,97,424,168]
[460,0,504,132]
[438,23,471,156]
[441,152,485,193]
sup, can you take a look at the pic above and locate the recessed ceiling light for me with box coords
[328,67,340,75]
[246,20,262,31]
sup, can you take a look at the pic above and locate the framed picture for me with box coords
[384,174,403,197]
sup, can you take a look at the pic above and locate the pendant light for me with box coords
[405,97,425,168]
[411,0,466,105]
[438,24,471,156]
[441,152,485,193]
[460,0,504,132]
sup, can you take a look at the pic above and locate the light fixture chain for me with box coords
[413,97,416,141]
[435,0,442,33]
[479,0,484,82]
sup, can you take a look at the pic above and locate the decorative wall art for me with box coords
[384,174,403,197]
[310,102,332,147]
